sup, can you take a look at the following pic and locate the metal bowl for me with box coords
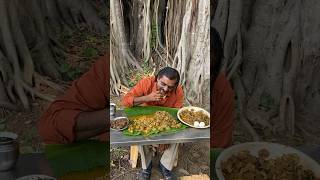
[0,132,19,171]
[110,103,116,117]
[110,117,129,131]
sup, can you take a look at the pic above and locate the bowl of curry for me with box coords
[215,142,320,180]
[110,117,129,131]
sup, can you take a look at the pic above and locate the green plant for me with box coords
[86,35,98,44]
[59,63,82,80]
[82,47,99,58]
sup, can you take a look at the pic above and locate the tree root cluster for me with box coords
[110,0,210,108]
[213,0,320,142]
[0,0,106,110]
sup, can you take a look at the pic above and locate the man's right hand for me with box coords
[146,91,162,102]
[133,91,162,106]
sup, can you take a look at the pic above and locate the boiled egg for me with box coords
[199,122,205,128]
[194,121,200,127]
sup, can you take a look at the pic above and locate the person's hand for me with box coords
[146,91,162,102]
[158,144,170,153]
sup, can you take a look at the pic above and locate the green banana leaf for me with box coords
[122,106,188,136]
[44,140,109,178]
[210,148,223,180]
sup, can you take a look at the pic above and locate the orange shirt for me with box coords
[211,73,235,148]
[121,76,184,108]
[38,55,109,144]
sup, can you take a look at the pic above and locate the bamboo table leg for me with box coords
[130,145,139,168]
[174,150,178,167]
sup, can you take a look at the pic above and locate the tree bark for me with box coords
[0,0,106,110]
[214,0,320,142]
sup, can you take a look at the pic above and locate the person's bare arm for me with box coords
[74,108,108,141]
[133,91,162,106]
[38,56,108,144]
[75,127,107,141]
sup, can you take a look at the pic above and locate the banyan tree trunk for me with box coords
[214,0,320,143]
[110,0,210,109]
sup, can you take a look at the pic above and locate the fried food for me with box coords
[179,109,210,126]
[160,94,167,99]
[127,111,182,135]
[221,149,320,180]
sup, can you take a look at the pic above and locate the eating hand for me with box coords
[146,91,162,102]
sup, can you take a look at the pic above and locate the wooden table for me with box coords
[110,110,210,168]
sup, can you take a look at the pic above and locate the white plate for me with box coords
[215,142,320,180]
[177,106,210,128]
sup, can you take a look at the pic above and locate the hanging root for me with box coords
[171,0,210,107]
[142,0,151,62]
[0,0,106,111]
[279,95,295,136]
[227,30,242,80]
[21,81,55,102]
[110,0,142,95]
[34,73,65,92]
[233,74,260,141]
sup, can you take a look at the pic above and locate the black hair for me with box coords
[155,67,180,90]
[210,26,224,88]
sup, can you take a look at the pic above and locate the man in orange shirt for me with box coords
[122,68,184,108]
[211,27,235,148]
[210,27,235,179]
[38,55,109,144]
[121,67,183,180]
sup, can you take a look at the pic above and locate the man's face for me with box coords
[157,75,177,95]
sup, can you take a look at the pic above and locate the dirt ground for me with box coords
[4,99,49,153]
[110,142,210,180]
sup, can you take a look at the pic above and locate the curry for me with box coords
[127,111,182,135]
[179,109,210,126]
[221,149,319,180]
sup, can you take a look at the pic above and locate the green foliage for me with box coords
[82,47,99,58]
[141,61,151,73]
[210,149,223,180]
[86,35,98,43]
[82,33,99,57]
[59,63,82,81]
[127,62,152,88]
[44,140,108,177]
